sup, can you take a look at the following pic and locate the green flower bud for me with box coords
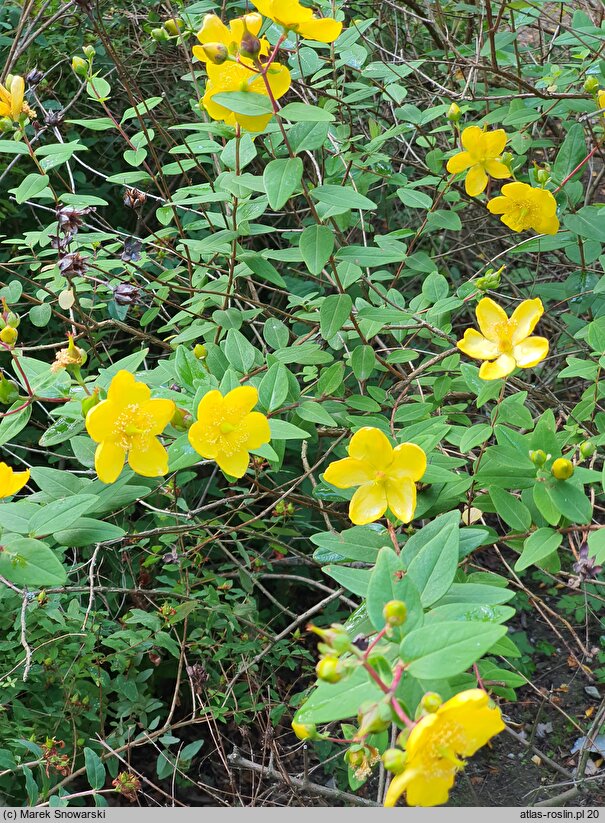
[396,728,411,749]
[308,623,351,654]
[529,449,547,467]
[536,168,550,185]
[292,720,317,740]
[383,599,407,627]
[151,27,170,43]
[81,387,101,418]
[239,32,261,59]
[382,748,407,774]
[580,440,596,459]
[202,42,229,64]
[446,102,461,122]
[170,406,192,432]
[552,457,574,480]
[71,56,88,78]
[584,76,600,94]
[5,311,19,328]
[357,701,393,736]
[82,45,96,59]
[193,343,207,359]
[420,691,442,713]
[0,117,13,133]
[316,655,344,683]
[164,18,183,36]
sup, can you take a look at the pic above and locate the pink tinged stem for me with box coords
[554,143,601,193]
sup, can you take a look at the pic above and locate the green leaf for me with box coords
[564,206,605,241]
[86,76,111,102]
[0,401,32,448]
[396,187,432,209]
[532,482,561,526]
[263,157,303,210]
[402,511,460,606]
[0,537,66,586]
[490,487,532,531]
[12,173,50,204]
[366,547,423,633]
[321,565,371,596]
[350,346,377,381]
[212,91,273,116]
[269,419,310,440]
[320,294,352,340]
[259,363,289,412]
[552,123,586,185]
[296,665,383,725]
[299,225,334,275]
[54,518,126,547]
[29,494,98,537]
[0,502,40,535]
[311,185,376,211]
[0,140,30,154]
[223,329,256,373]
[545,481,592,524]
[310,525,388,563]
[280,102,335,121]
[514,528,563,572]
[84,748,105,790]
[400,622,506,678]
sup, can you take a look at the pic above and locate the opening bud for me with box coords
[382,748,407,774]
[202,43,229,65]
[446,102,461,122]
[81,387,101,418]
[383,599,407,627]
[316,655,344,684]
[164,18,183,36]
[171,406,192,432]
[308,623,351,654]
[82,45,96,59]
[551,457,574,480]
[71,56,88,78]
[291,720,317,740]
[529,449,547,467]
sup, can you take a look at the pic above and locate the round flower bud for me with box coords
[71,56,88,77]
[193,343,207,359]
[584,76,600,94]
[383,599,407,627]
[291,720,316,740]
[5,311,19,328]
[529,449,547,467]
[239,32,261,59]
[316,655,343,684]
[81,388,100,418]
[0,117,13,132]
[164,18,183,36]
[382,748,407,774]
[151,27,170,43]
[580,440,596,459]
[82,45,96,59]
[536,168,550,185]
[446,102,461,122]
[0,326,18,345]
[420,691,443,713]
[170,407,192,432]
[552,457,574,480]
[202,43,229,65]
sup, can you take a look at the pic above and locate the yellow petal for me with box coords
[242,411,271,449]
[535,211,559,235]
[484,159,511,179]
[107,370,150,406]
[138,398,175,435]
[297,17,343,42]
[475,297,509,343]
[446,151,473,174]
[438,690,505,756]
[509,298,543,344]
[216,448,250,479]
[482,128,507,158]
[86,399,121,443]
[405,768,456,807]
[389,443,427,482]
[384,770,413,807]
[224,386,259,422]
[196,389,224,422]
[128,436,169,477]
[465,164,488,196]
[348,427,393,471]
[460,126,484,156]
[479,353,516,380]
[513,336,548,368]
[486,195,509,215]
[349,481,388,525]
[499,181,529,201]
[250,0,274,17]
[0,463,30,497]
[197,13,231,47]
[386,477,417,523]
[95,441,126,484]
[457,328,500,361]
[272,0,313,24]
[188,423,218,459]
[250,62,291,101]
[230,12,263,41]
[0,83,10,105]
[10,75,24,120]
[324,457,376,489]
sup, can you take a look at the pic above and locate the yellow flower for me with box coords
[202,59,291,132]
[487,182,559,234]
[323,427,426,526]
[188,386,271,478]
[0,75,35,122]
[598,89,605,112]
[251,0,342,42]
[457,297,549,380]
[446,126,511,196]
[192,13,269,65]
[0,462,30,498]
[85,370,175,484]
[384,689,504,807]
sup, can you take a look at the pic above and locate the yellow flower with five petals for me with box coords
[487,182,559,234]
[457,297,548,380]
[251,0,342,43]
[446,126,511,196]
[85,370,175,484]
[384,689,504,807]
[0,462,30,498]
[188,386,271,478]
[0,75,35,122]
[323,427,426,526]
[193,13,270,65]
